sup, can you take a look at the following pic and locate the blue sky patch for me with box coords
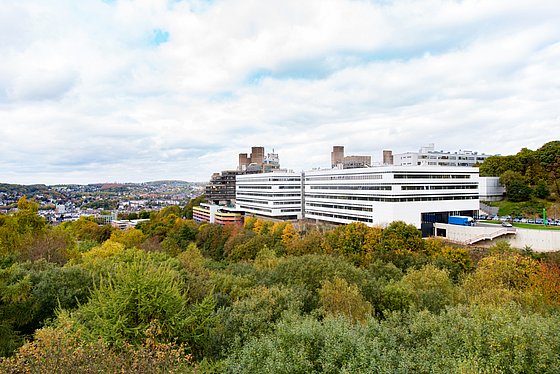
[151,29,170,46]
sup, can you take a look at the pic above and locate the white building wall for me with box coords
[304,166,480,228]
[435,223,560,252]
[478,177,505,201]
[236,172,302,219]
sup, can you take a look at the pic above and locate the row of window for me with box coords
[236,192,301,198]
[238,185,272,189]
[306,202,373,212]
[305,210,374,223]
[237,205,272,213]
[394,174,471,179]
[309,185,392,191]
[401,185,478,191]
[238,177,301,182]
[238,185,301,190]
[305,174,383,181]
[236,198,301,205]
[305,194,478,202]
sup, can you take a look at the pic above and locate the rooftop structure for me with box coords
[206,146,283,205]
[330,146,371,169]
[391,143,495,167]
[238,146,281,172]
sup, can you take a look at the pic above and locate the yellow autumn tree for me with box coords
[319,276,372,324]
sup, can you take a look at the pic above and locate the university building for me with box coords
[391,144,495,167]
[231,166,480,235]
[235,172,303,220]
[303,166,480,234]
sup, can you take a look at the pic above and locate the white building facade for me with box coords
[235,172,303,219]
[393,144,494,167]
[303,166,480,229]
[478,177,506,201]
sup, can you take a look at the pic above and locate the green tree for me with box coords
[109,228,146,249]
[318,276,372,323]
[184,195,205,219]
[535,180,550,199]
[68,250,216,351]
[500,170,532,202]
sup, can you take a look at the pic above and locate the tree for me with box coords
[500,170,532,202]
[534,180,550,199]
[321,222,382,266]
[184,195,205,219]
[109,228,146,249]
[318,276,372,323]
[398,265,457,313]
[378,221,424,253]
[68,251,216,351]
[281,223,298,249]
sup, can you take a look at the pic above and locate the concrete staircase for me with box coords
[464,228,517,245]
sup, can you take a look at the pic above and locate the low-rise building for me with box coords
[235,172,303,220]
[193,203,244,225]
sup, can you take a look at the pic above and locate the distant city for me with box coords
[0,181,204,225]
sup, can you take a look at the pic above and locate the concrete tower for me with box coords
[383,150,393,165]
[331,146,344,168]
[250,146,265,165]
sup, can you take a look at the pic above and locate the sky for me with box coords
[1,0,559,185]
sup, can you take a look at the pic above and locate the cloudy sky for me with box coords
[1,0,559,184]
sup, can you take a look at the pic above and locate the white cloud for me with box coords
[0,0,559,184]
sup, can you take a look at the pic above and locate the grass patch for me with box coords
[512,223,560,230]
[482,199,553,217]
[479,221,560,230]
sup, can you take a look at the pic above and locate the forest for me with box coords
[480,140,560,202]
[1,197,560,373]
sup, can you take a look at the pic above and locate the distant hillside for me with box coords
[480,140,560,201]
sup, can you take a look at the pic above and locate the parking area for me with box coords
[478,214,560,226]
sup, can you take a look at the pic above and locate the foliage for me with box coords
[110,228,147,249]
[260,254,365,312]
[226,304,560,373]
[397,265,457,313]
[0,322,193,373]
[61,216,110,243]
[480,141,560,202]
[0,261,93,356]
[500,170,533,202]
[284,228,323,256]
[177,243,213,302]
[2,201,560,370]
[162,220,199,256]
[322,222,382,266]
[67,250,216,353]
[207,285,304,359]
[318,276,372,323]
[184,195,205,219]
